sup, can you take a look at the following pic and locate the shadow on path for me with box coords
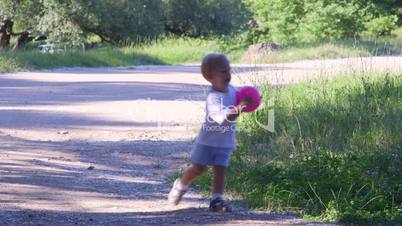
[0,207,317,226]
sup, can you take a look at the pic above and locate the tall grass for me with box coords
[0,55,24,73]
[0,37,221,73]
[0,48,165,71]
[2,34,402,73]
[241,38,402,64]
[123,37,219,64]
[195,74,401,223]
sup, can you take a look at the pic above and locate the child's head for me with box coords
[201,53,231,92]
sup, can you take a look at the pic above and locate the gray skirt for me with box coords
[190,143,234,167]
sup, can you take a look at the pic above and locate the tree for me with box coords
[0,19,13,48]
[0,0,43,49]
[244,0,305,44]
[296,1,365,43]
[164,0,250,37]
[39,0,164,46]
[0,0,165,49]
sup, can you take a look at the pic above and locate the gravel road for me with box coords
[1,56,401,225]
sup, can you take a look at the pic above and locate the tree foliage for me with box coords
[0,0,43,30]
[0,0,164,48]
[1,0,402,49]
[39,0,164,46]
[163,0,250,37]
[0,0,43,49]
[245,0,402,45]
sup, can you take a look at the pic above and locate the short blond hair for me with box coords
[201,53,229,79]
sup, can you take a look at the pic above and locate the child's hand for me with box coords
[228,96,253,121]
[240,96,253,108]
[235,96,251,114]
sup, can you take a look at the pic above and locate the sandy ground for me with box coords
[0,56,401,225]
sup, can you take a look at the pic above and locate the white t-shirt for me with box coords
[195,85,237,148]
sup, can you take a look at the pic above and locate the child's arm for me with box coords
[207,94,252,124]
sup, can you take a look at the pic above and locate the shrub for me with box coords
[163,0,250,37]
[296,2,364,43]
[363,15,399,38]
[244,0,401,45]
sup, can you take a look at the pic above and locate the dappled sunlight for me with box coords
[0,71,210,142]
[0,63,361,225]
[0,182,176,213]
[0,133,207,216]
[1,0,400,223]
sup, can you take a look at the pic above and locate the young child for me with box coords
[168,53,250,212]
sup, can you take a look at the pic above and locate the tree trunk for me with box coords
[12,31,34,51]
[0,20,13,49]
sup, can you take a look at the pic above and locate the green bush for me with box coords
[244,0,401,45]
[163,0,250,37]
[0,0,166,47]
[363,15,399,38]
[243,0,304,45]
[296,2,363,43]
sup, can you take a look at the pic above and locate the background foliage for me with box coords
[1,0,402,48]
[244,0,402,45]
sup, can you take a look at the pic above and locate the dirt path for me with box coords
[1,57,401,225]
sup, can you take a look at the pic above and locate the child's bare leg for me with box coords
[209,165,232,212]
[212,165,226,194]
[181,163,208,186]
[168,163,207,205]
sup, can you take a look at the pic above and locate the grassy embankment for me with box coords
[1,28,402,73]
[194,74,401,224]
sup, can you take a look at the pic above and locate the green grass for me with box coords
[1,48,165,71]
[0,55,24,73]
[241,38,402,64]
[2,34,402,73]
[194,74,402,224]
[124,37,219,64]
[0,37,223,73]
